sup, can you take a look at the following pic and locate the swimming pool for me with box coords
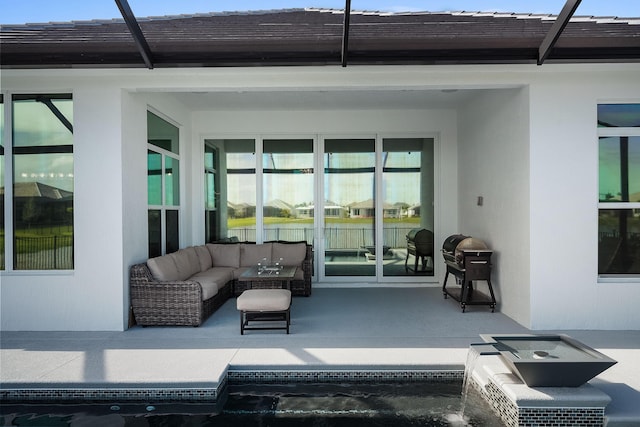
[0,381,504,426]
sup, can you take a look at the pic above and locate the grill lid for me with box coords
[442,234,489,265]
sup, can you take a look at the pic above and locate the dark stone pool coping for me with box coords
[0,369,462,403]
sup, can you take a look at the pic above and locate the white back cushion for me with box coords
[147,255,180,281]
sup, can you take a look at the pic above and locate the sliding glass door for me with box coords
[382,138,434,277]
[323,138,376,277]
[207,135,435,281]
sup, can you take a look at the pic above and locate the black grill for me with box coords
[441,234,496,312]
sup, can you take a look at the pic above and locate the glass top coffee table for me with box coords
[238,266,298,290]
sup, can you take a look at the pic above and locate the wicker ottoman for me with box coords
[237,289,291,334]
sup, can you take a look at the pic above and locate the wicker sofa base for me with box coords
[130,264,233,327]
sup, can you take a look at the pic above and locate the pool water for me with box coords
[0,382,505,426]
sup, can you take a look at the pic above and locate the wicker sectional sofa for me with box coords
[130,241,313,327]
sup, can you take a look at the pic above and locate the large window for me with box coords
[11,94,74,270]
[147,111,180,257]
[598,104,640,276]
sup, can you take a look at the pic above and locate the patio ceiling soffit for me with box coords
[538,0,582,65]
[115,0,154,69]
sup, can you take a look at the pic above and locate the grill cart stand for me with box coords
[442,249,496,312]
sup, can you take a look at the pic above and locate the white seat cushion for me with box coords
[190,267,234,300]
[236,289,291,312]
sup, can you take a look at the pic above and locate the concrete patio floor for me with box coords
[1,287,639,425]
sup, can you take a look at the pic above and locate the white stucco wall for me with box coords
[0,78,192,331]
[1,64,639,331]
[1,83,127,330]
[120,91,149,328]
[458,87,531,328]
[528,68,640,330]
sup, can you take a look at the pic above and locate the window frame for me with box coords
[147,109,181,257]
[1,93,75,272]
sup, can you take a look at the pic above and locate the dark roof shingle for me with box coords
[1,8,638,68]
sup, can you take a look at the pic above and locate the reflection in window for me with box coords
[204,143,219,243]
[148,210,161,258]
[599,210,640,274]
[599,137,640,202]
[383,138,434,277]
[166,209,179,254]
[324,138,375,277]
[165,156,180,206]
[263,139,314,243]
[598,104,640,275]
[148,111,179,154]
[220,139,256,242]
[147,150,162,205]
[597,104,640,128]
[12,94,74,270]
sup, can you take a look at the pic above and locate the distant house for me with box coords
[227,202,255,219]
[264,199,294,218]
[296,206,314,218]
[296,204,347,218]
[348,199,402,218]
[348,199,375,218]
